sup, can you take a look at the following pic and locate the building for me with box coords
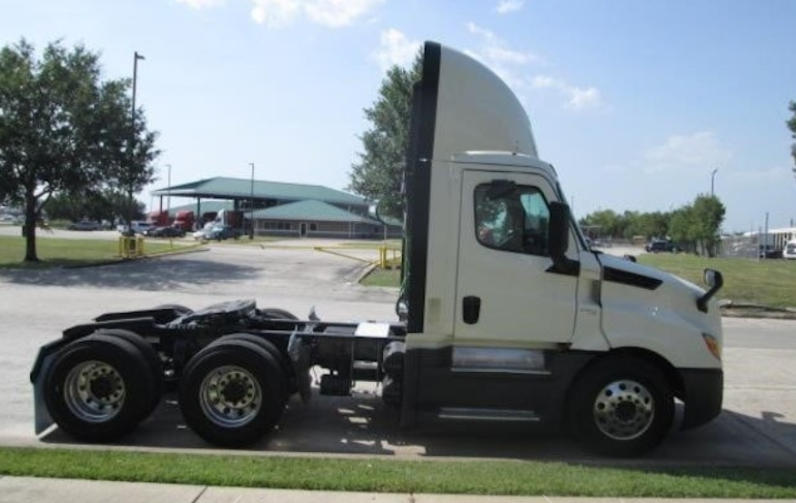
[151,177,393,238]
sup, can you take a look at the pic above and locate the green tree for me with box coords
[667,195,725,256]
[691,194,725,257]
[348,56,422,218]
[668,205,696,252]
[46,189,145,224]
[0,39,159,261]
[579,209,623,238]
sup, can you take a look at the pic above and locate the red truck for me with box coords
[147,210,169,227]
[173,211,195,231]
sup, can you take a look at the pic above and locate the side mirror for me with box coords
[548,202,578,275]
[697,269,724,313]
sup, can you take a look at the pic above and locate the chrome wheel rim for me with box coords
[593,379,654,441]
[63,361,126,423]
[199,365,262,427]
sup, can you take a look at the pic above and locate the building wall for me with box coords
[253,219,395,239]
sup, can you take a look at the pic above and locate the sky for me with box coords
[2,0,795,233]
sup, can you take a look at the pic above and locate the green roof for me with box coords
[152,177,366,206]
[252,200,378,224]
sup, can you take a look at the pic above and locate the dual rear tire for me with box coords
[177,335,288,447]
[44,330,162,442]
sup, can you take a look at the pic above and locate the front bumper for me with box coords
[680,368,724,430]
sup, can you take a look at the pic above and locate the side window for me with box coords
[475,182,551,256]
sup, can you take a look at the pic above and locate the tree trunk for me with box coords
[23,191,39,262]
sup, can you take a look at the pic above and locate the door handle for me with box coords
[462,296,481,324]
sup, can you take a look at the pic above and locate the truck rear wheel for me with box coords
[567,356,674,457]
[210,334,291,396]
[178,339,286,447]
[93,328,163,418]
[44,334,157,442]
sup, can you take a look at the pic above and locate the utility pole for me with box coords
[249,162,255,240]
[167,164,172,216]
[127,51,145,235]
[710,168,718,197]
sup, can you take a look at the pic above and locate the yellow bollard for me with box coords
[379,246,387,269]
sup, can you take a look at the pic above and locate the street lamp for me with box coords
[166,163,172,215]
[127,51,145,234]
[710,168,718,197]
[249,162,255,239]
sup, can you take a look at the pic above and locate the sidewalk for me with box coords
[0,477,789,503]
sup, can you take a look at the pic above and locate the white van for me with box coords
[784,239,796,260]
[116,221,152,234]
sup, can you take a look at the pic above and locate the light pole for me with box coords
[127,51,145,234]
[710,168,718,197]
[166,163,172,216]
[249,162,255,239]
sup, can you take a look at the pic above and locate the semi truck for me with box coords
[30,42,724,457]
[172,210,195,231]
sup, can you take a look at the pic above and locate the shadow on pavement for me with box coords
[0,256,263,292]
[39,389,796,470]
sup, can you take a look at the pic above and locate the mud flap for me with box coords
[30,340,65,435]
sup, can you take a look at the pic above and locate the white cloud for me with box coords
[644,131,732,173]
[530,75,602,110]
[305,0,383,27]
[496,0,524,14]
[250,0,300,27]
[530,75,558,89]
[175,0,226,8]
[177,0,382,28]
[372,29,421,71]
[566,86,601,110]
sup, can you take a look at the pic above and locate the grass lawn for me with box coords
[639,253,796,309]
[362,267,401,287]
[1,447,795,498]
[0,235,196,269]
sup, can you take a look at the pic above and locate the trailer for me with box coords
[31,42,725,457]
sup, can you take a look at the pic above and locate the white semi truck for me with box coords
[31,42,724,457]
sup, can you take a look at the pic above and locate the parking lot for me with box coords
[0,238,795,466]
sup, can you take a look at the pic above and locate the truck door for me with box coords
[454,169,578,344]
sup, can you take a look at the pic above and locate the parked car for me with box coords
[143,226,186,238]
[645,239,675,253]
[117,221,153,235]
[67,220,102,231]
[192,222,216,240]
[784,240,796,260]
[758,244,782,259]
[204,224,242,241]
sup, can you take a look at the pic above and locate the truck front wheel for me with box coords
[44,334,157,441]
[567,356,674,457]
[179,339,286,447]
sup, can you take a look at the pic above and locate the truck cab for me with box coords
[392,42,724,456]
